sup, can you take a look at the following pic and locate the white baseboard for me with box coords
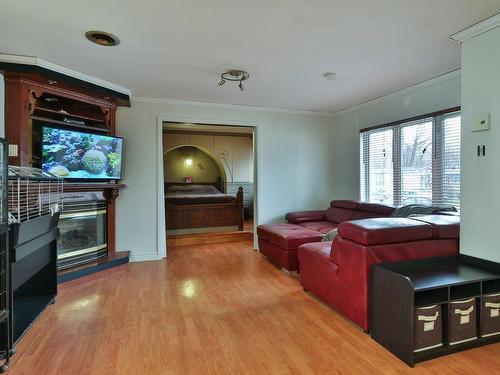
[129,252,162,262]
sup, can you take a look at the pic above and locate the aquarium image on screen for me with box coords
[42,127,123,180]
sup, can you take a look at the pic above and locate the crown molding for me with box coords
[0,53,131,96]
[132,96,336,118]
[333,69,461,118]
[451,13,500,43]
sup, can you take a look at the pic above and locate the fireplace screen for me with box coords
[57,200,107,270]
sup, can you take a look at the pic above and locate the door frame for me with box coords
[157,115,258,258]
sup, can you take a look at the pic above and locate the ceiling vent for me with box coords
[85,31,120,47]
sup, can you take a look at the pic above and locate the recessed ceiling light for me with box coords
[85,30,120,46]
[323,72,337,81]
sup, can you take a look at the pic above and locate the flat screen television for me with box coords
[41,126,124,180]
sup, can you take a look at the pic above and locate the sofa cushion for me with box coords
[299,221,338,234]
[285,210,325,224]
[256,224,324,250]
[351,211,386,220]
[357,202,395,216]
[338,218,432,246]
[412,215,460,239]
[330,200,359,209]
[325,207,355,224]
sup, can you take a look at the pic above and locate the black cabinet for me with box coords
[6,167,62,353]
[9,222,58,346]
[371,255,500,367]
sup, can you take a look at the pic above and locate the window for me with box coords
[360,108,461,209]
[360,127,393,205]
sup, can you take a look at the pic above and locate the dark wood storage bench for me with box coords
[371,255,500,367]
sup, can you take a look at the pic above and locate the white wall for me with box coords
[330,72,461,199]
[460,26,500,263]
[116,100,334,261]
[0,73,4,137]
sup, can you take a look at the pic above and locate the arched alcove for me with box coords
[164,145,227,187]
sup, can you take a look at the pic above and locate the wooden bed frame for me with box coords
[165,181,244,231]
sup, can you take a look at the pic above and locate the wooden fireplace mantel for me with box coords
[63,182,125,200]
[1,66,131,280]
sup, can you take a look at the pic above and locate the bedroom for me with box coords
[163,122,255,246]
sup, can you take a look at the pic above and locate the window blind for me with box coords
[435,113,461,208]
[360,127,393,205]
[360,109,461,209]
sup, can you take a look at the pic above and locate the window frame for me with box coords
[360,107,461,207]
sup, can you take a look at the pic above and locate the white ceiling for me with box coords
[1,1,499,113]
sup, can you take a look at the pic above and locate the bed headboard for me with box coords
[165,177,224,192]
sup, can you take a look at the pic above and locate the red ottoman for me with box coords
[257,224,324,271]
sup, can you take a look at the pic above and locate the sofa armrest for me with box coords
[286,210,326,224]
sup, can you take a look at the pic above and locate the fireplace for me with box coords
[57,192,107,270]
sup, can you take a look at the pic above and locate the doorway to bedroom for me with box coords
[162,122,255,247]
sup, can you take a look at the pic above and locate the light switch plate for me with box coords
[471,113,491,132]
[8,144,18,157]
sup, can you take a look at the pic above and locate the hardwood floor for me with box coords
[7,240,500,374]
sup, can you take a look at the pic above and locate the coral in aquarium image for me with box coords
[41,127,123,179]
[83,149,107,174]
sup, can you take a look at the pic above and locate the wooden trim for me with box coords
[4,77,118,109]
[0,62,130,107]
[163,129,253,138]
[359,106,461,133]
[236,186,244,231]
[4,79,31,166]
[30,116,111,134]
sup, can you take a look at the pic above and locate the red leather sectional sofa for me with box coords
[257,200,394,271]
[256,200,460,331]
[298,214,459,331]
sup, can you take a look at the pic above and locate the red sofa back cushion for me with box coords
[329,200,360,210]
[325,200,394,224]
[357,202,395,216]
[325,207,355,224]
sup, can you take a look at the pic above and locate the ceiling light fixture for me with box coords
[85,30,120,46]
[218,70,250,91]
[323,72,338,81]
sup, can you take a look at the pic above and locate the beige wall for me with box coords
[164,145,223,183]
[163,131,253,183]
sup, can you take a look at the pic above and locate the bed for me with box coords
[165,182,244,231]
